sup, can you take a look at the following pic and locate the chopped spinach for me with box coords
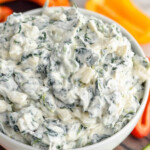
[39,32,47,41]
[14,40,20,44]
[18,25,22,33]
[77,124,86,134]
[46,128,58,137]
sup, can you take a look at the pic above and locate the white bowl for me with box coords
[0,7,149,150]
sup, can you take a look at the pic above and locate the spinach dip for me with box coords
[0,7,149,150]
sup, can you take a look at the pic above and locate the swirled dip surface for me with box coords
[0,7,149,150]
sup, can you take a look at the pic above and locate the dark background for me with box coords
[0,0,40,13]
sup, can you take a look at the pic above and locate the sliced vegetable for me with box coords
[28,0,54,6]
[104,0,150,30]
[143,144,150,150]
[52,0,70,6]
[132,57,150,138]
[85,0,150,44]
[0,0,14,3]
[0,6,13,22]
[29,0,70,7]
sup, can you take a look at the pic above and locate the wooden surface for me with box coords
[115,134,150,150]
[0,0,150,150]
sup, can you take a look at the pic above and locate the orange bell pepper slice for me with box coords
[104,0,150,30]
[138,31,150,45]
[53,0,70,6]
[0,6,13,22]
[85,0,150,44]
[29,0,70,7]
[29,0,54,7]
[0,0,70,6]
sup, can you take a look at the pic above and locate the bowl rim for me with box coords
[0,7,149,150]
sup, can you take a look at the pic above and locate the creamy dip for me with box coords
[0,7,149,150]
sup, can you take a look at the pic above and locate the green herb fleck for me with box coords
[111,58,116,63]
[18,25,22,33]
[42,93,46,104]
[112,67,117,70]
[14,40,20,44]
[32,138,41,145]
[39,32,47,41]
[56,145,63,150]
[77,125,86,134]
